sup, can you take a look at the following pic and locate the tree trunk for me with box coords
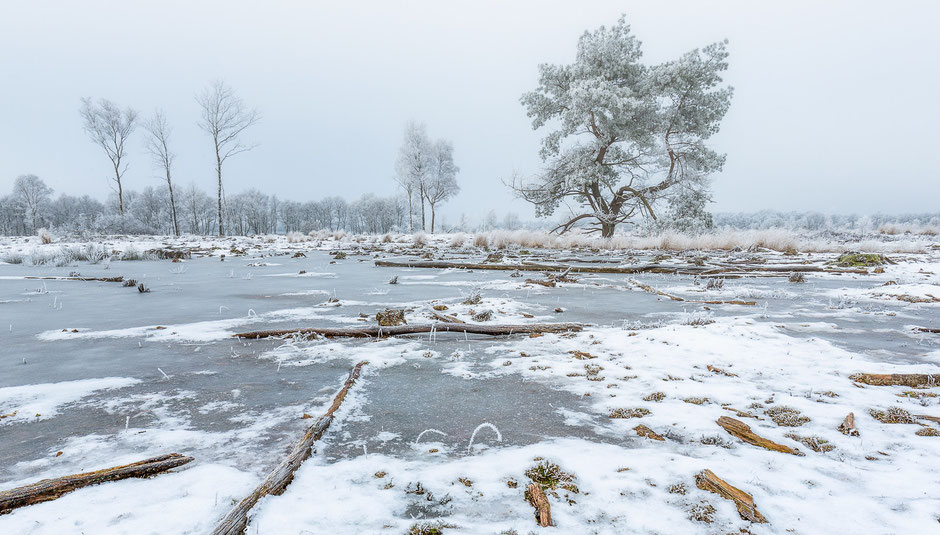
[0,453,193,514]
[113,161,124,216]
[216,150,224,236]
[601,221,615,238]
[430,202,436,233]
[211,362,366,535]
[167,171,179,237]
[234,322,584,340]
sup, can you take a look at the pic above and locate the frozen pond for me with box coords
[1,245,938,533]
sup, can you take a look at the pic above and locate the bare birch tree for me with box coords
[80,98,138,215]
[143,109,180,236]
[394,122,431,232]
[197,80,260,236]
[424,139,460,233]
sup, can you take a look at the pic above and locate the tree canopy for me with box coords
[511,16,733,237]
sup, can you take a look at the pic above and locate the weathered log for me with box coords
[524,278,556,287]
[916,414,940,425]
[717,416,801,455]
[233,323,584,340]
[211,362,366,535]
[694,469,768,523]
[850,373,939,388]
[525,483,553,527]
[838,412,859,436]
[376,259,869,276]
[628,279,755,306]
[429,310,464,324]
[0,453,193,515]
[375,259,709,275]
[24,276,124,283]
[633,424,665,441]
[915,327,940,334]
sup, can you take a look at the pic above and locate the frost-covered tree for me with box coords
[143,110,180,236]
[394,122,432,232]
[424,139,460,233]
[13,174,53,233]
[197,80,260,236]
[510,17,732,237]
[659,187,714,233]
[80,98,138,215]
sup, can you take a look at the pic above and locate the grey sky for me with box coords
[1,0,937,226]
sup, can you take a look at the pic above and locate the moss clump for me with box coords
[461,292,482,305]
[834,253,886,267]
[785,433,835,453]
[643,392,666,402]
[609,407,650,419]
[870,407,916,424]
[407,521,455,535]
[898,390,939,399]
[683,397,710,405]
[687,501,716,523]
[471,309,493,322]
[668,482,688,495]
[524,460,579,494]
[765,406,810,427]
[916,427,939,436]
[376,308,407,326]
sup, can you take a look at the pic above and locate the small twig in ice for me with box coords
[414,428,448,446]
[467,422,502,454]
[158,367,170,380]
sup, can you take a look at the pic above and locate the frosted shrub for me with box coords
[37,228,54,244]
[332,229,346,241]
[286,231,309,243]
[448,233,466,248]
[412,232,427,247]
[472,234,488,248]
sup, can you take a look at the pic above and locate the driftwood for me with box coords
[526,483,553,527]
[915,327,940,334]
[628,279,756,306]
[0,453,193,515]
[838,412,859,436]
[633,424,665,441]
[212,361,366,535]
[376,259,711,275]
[695,469,768,523]
[717,416,800,455]
[429,310,464,324]
[24,276,123,283]
[525,278,556,288]
[850,373,938,388]
[375,259,869,276]
[234,323,584,340]
[916,414,940,425]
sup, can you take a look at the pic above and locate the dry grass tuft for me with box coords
[766,406,810,427]
[869,407,916,424]
[609,407,650,419]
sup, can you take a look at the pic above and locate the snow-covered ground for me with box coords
[0,233,938,534]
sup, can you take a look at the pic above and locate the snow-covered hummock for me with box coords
[0,377,140,424]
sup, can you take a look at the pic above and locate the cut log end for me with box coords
[838,412,859,436]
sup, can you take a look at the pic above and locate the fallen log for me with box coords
[914,327,940,334]
[525,483,553,527]
[429,310,464,324]
[916,414,940,425]
[524,278,556,287]
[24,276,124,283]
[375,259,711,275]
[233,323,584,340]
[717,416,801,455]
[627,279,756,306]
[695,469,768,523]
[0,453,193,515]
[212,361,367,535]
[850,373,939,388]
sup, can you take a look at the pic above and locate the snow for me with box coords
[0,377,140,424]
[1,234,938,533]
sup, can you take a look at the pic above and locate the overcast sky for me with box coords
[1,0,937,226]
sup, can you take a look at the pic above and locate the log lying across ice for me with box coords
[850,373,938,388]
[374,259,870,276]
[0,453,193,515]
[211,361,366,535]
[23,275,124,283]
[716,416,801,455]
[234,323,584,340]
[627,279,756,306]
[695,469,768,523]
